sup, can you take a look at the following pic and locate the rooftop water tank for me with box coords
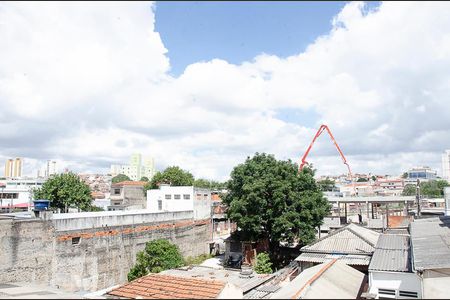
[33,199,50,211]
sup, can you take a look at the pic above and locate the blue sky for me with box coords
[154,1,380,76]
[2,2,448,179]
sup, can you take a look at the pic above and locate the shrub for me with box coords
[127,239,184,281]
[254,252,273,274]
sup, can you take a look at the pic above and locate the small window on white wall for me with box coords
[165,194,171,200]
[158,199,162,210]
[183,194,190,200]
[174,194,181,200]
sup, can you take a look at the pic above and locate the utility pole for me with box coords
[416,179,421,218]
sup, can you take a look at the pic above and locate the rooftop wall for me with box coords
[51,210,193,231]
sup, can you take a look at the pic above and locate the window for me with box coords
[183,194,190,200]
[196,194,202,200]
[158,199,162,210]
[174,194,181,200]
[72,237,81,245]
[114,188,121,195]
[165,194,171,200]
[399,291,418,298]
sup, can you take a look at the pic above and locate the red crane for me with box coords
[299,124,355,192]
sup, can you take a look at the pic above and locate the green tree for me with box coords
[371,175,377,181]
[357,178,368,182]
[127,239,184,281]
[147,166,194,190]
[317,178,335,192]
[401,172,408,179]
[421,179,449,198]
[402,184,416,196]
[140,176,149,182]
[254,252,273,274]
[194,178,227,190]
[223,153,331,265]
[112,174,131,184]
[32,172,93,213]
[402,180,449,198]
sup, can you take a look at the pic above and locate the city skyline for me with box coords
[1,2,450,181]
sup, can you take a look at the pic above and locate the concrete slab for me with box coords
[200,254,225,269]
[0,282,80,299]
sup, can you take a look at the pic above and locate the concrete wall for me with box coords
[0,210,210,293]
[146,186,212,220]
[369,271,422,299]
[423,268,450,299]
[147,186,195,213]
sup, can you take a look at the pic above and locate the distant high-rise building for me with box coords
[143,157,156,179]
[4,158,22,178]
[110,154,156,181]
[45,160,57,177]
[442,150,450,182]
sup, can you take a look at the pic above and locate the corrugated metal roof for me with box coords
[271,260,365,299]
[300,223,380,255]
[410,216,450,270]
[369,234,411,272]
[296,252,371,266]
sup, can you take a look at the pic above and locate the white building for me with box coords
[110,153,156,181]
[368,234,422,299]
[404,166,437,184]
[442,150,450,182]
[147,185,211,220]
[0,177,46,211]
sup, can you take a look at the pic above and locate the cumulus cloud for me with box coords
[1,1,450,180]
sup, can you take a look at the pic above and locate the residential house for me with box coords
[410,216,450,298]
[108,181,146,211]
[102,265,277,299]
[271,259,366,299]
[373,178,405,196]
[368,234,422,299]
[105,273,242,299]
[146,185,211,220]
[296,223,380,273]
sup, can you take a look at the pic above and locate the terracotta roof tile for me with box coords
[108,273,226,299]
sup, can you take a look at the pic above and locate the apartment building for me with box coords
[146,184,211,220]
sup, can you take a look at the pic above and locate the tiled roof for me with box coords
[111,181,147,187]
[300,223,380,255]
[369,234,411,272]
[107,274,225,299]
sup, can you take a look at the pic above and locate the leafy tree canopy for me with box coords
[402,184,416,196]
[357,178,368,182]
[402,179,449,198]
[254,252,273,274]
[127,239,184,281]
[194,178,227,190]
[140,176,149,182]
[32,172,93,212]
[317,178,335,192]
[223,153,331,256]
[146,166,194,190]
[112,174,131,184]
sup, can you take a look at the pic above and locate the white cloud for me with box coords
[1,1,450,180]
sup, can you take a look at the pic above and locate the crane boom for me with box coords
[299,124,355,193]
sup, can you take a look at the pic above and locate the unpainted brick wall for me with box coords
[0,216,210,292]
